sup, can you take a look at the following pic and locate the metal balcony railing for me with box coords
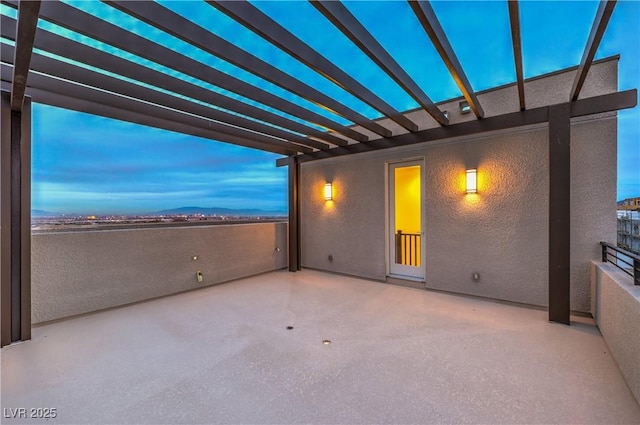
[600,242,640,285]
[395,230,420,266]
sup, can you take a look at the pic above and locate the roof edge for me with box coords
[393,54,622,117]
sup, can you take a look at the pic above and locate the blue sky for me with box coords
[21,1,640,214]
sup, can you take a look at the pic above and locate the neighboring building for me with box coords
[618,197,640,210]
[617,197,640,255]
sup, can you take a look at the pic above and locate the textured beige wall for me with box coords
[301,157,387,280]
[572,118,618,308]
[423,128,550,305]
[31,223,287,323]
[300,59,618,312]
[592,262,640,404]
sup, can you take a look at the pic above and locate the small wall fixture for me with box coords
[466,169,477,194]
[459,101,471,114]
[324,183,333,201]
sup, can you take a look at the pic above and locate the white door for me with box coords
[389,161,425,280]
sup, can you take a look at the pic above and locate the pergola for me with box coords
[0,0,636,346]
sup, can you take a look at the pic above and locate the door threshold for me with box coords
[386,275,425,289]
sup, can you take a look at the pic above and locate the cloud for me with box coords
[32,104,287,214]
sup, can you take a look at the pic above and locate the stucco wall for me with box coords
[300,59,618,312]
[31,223,287,323]
[591,261,640,404]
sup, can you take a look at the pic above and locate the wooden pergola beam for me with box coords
[570,0,617,101]
[9,0,40,111]
[409,0,485,119]
[508,0,526,111]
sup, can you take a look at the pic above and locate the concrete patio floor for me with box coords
[1,269,639,424]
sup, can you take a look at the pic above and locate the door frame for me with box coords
[386,158,426,281]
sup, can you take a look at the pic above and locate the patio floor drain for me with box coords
[322,340,331,345]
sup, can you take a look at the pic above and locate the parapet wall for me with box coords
[31,222,288,323]
[591,261,640,404]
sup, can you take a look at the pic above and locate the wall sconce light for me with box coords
[324,183,333,200]
[466,169,477,194]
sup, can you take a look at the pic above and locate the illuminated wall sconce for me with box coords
[324,183,333,200]
[466,169,477,194]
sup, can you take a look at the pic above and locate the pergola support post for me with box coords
[1,90,32,347]
[288,156,301,272]
[548,103,571,325]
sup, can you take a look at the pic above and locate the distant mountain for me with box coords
[156,206,285,217]
[32,209,62,217]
